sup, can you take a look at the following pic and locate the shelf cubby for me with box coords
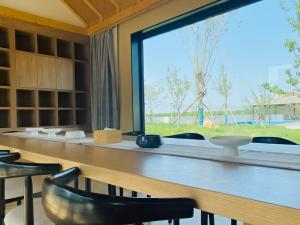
[58,91,73,108]
[17,90,35,107]
[39,110,56,126]
[0,89,9,107]
[37,35,54,56]
[17,110,35,127]
[75,62,88,91]
[0,51,9,67]
[76,110,88,125]
[74,42,86,60]
[39,91,56,108]
[0,110,10,128]
[76,92,88,108]
[58,110,73,126]
[0,70,9,86]
[57,39,71,58]
[15,30,35,52]
[0,27,9,49]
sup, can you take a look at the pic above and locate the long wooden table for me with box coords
[0,134,300,225]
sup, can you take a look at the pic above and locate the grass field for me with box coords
[145,123,300,143]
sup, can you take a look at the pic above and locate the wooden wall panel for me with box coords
[15,52,37,88]
[37,56,56,89]
[56,59,74,90]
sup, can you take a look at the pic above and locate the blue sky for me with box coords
[143,0,298,113]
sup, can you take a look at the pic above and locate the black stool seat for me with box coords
[252,136,297,145]
[165,133,205,140]
[42,167,195,225]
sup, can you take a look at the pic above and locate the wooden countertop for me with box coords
[0,134,299,225]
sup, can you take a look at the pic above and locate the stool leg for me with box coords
[132,191,137,197]
[85,178,91,192]
[74,178,79,189]
[173,219,180,225]
[208,213,215,225]
[119,187,123,196]
[201,211,208,225]
[24,176,33,225]
[108,184,117,196]
[231,219,237,225]
[0,179,4,225]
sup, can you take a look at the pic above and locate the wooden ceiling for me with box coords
[0,0,170,35]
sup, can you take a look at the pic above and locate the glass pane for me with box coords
[144,0,300,143]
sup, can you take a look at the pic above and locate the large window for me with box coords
[132,0,300,143]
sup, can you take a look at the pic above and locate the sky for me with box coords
[143,0,298,114]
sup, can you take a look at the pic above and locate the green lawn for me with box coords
[145,123,300,143]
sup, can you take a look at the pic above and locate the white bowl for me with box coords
[209,136,252,156]
[25,127,44,136]
[41,128,62,138]
[65,131,85,139]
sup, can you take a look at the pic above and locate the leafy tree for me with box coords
[166,68,190,126]
[144,81,163,123]
[263,1,300,95]
[188,15,230,126]
[216,65,232,125]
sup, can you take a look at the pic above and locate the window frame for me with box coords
[131,0,261,132]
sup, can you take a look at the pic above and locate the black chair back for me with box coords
[0,161,60,225]
[42,167,195,225]
[252,136,297,145]
[165,133,205,140]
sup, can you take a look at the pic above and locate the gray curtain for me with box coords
[90,28,119,130]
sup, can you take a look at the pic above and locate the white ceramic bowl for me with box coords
[41,128,62,138]
[25,127,44,136]
[65,131,85,139]
[209,136,252,156]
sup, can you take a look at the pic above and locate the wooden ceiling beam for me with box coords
[109,0,120,12]
[83,0,103,22]
[87,0,170,35]
[0,5,87,35]
[59,0,88,27]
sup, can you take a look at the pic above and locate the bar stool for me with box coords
[0,152,21,225]
[42,167,195,225]
[252,136,298,145]
[1,160,60,225]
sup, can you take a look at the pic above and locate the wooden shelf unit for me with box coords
[37,35,55,56]
[17,109,36,127]
[0,69,10,86]
[0,21,90,131]
[15,30,35,52]
[38,91,56,108]
[0,27,9,49]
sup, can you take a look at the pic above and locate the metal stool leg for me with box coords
[201,211,208,225]
[173,219,180,225]
[85,178,91,192]
[208,213,215,225]
[231,219,237,225]
[74,178,79,189]
[108,184,117,196]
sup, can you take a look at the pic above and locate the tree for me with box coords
[216,65,232,125]
[166,68,190,126]
[263,1,300,95]
[188,15,229,126]
[144,81,163,123]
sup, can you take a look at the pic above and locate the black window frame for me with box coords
[131,0,261,132]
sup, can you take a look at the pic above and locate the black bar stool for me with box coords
[0,152,21,225]
[252,136,298,145]
[42,167,195,225]
[1,160,60,225]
